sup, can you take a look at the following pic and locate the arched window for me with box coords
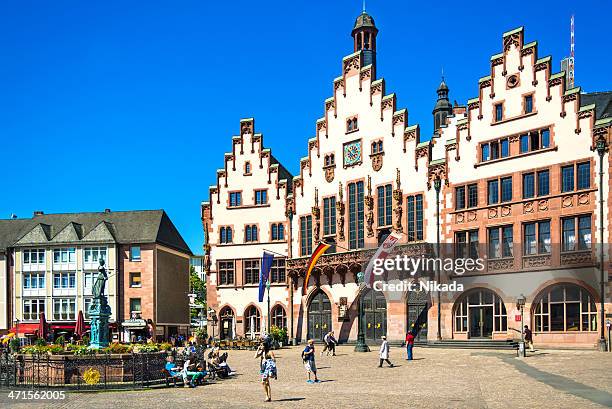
[245,161,251,174]
[377,141,383,152]
[271,305,287,329]
[330,154,335,165]
[244,305,261,336]
[533,284,597,332]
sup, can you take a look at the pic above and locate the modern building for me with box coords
[0,209,192,342]
[202,12,612,348]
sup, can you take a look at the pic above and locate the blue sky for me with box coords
[1,0,610,254]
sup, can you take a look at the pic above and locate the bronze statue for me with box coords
[92,258,108,299]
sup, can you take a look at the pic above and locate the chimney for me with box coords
[33,211,44,217]
[104,208,111,213]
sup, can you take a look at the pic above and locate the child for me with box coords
[302,339,319,383]
[260,352,277,402]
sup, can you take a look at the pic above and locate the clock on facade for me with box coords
[343,140,362,167]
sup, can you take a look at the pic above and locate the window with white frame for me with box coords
[23,249,45,265]
[53,298,76,320]
[84,297,93,319]
[53,272,76,289]
[23,273,45,290]
[84,247,107,265]
[53,248,76,264]
[23,299,45,320]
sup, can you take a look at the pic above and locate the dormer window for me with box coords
[346,116,358,133]
[371,140,383,154]
[244,162,251,175]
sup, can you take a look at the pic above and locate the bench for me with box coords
[162,369,184,387]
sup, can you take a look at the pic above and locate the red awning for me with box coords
[9,323,40,335]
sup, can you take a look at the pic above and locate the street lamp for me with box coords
[208,308,218,341]
[354,271,370,352]
[434,176,442,341]
[596,138,608,352]
[517,294,526,357]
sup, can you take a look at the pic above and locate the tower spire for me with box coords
[363,0,366,13]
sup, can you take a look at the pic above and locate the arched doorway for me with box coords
[307,290,332,340]
[454,289,507,339]
[407,288,429,341]
[362,288,387,340]
[219,307,235,340]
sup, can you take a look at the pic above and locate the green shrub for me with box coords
[103,342,130,354]
[158,342,172,351]
[34,338,47,347]
[269,325,287,343]
[47,344,64,354]
[21,345,48,355]
[82,335,90,345]
[9,338,20,352]
[54,335,65,346]
[70,345,96,356]
[132,344,159,353]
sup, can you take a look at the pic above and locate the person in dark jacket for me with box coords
[523,325,534,352]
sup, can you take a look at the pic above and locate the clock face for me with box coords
[343,140,362,167]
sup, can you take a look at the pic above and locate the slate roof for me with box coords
[581,92,612,120]
[0,210,191,254]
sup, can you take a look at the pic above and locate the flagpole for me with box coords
[267,278,271,334]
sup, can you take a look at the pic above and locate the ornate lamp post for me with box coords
[208,308,217,341]
[517,294,526,357]
[596,138,608,352]
[355,271,370,352]
[434,176,442,341]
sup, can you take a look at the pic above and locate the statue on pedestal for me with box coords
[89,259,112,349]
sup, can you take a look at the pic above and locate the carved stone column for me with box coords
[312,188,321,242]
[365,176,374,237]
[336,182,345,241]
[393,169,403,232]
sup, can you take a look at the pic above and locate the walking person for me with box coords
[302,339,320,383]
[259,351,277,402]
[405,331,415,360]
[523,325,535,352]
[378,335,393,368]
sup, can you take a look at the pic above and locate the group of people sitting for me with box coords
[164,345,236,388]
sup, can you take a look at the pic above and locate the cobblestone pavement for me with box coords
[1,346,611,409]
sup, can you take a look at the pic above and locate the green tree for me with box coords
[189,266,207,320]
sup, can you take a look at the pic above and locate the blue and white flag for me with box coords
[258,251,274,302]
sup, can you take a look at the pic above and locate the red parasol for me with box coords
[75,310,85,338]
[38,312,47,340]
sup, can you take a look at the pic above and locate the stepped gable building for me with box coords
[0,210,192,342]
[202,12,612,347]
[201,119,293,339]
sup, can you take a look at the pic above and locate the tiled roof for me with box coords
[0,210,191,254]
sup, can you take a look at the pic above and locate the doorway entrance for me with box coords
[454,289,507,339]
[407,288,429,341]
[307,290,332,340]
[219,307,234,340]
[362,288,387,340]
